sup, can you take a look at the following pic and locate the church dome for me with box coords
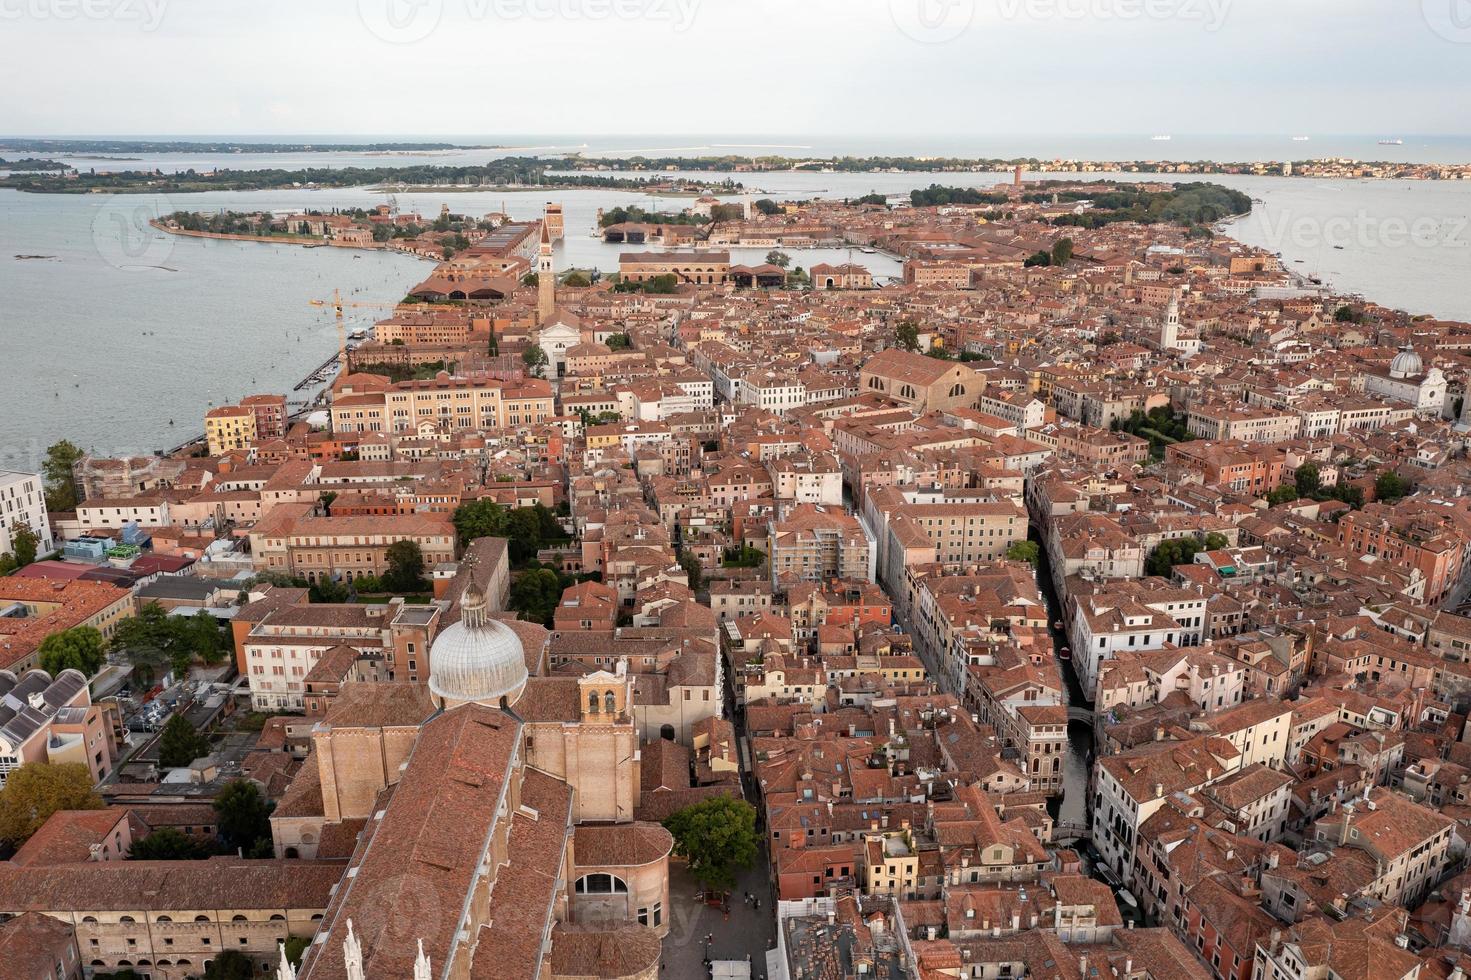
[1389,346,1423,379]
[429,582,528,706]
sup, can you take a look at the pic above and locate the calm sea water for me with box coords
[2,146,1469,467]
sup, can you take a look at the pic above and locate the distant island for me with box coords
[0,138,501,155]
[0,157,67,170]
[3,150,1466,195]
[0,156,741,194]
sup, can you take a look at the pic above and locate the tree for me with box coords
[1050,237,1074,266]
[895,320,920,352]
[384,539,427,593]
[508,566,569,627]
[521,271,539,287]
[1375,470,1410,504]
[563,270,591,288]
[522,344,549,378]
[1005,541,1040,567]
[0,762,103,845]
[202,950,257,980]
[678,552,703,591]
[284,935,311,968]
[765,249,790,269]
[1145,537,1208,577]
[722,544,765,569]
[42,440,83,513]
[38,626,106,677]
[110,602,181,686]
[319,490,338,516]
[183,613,226,667]
[10,524,38,566]
[663,796,759,892]
[214,779,274,853]
[754,198,782,216]
[453,498,509,546]
[606,332,631,350]
[1024,250,1052,268]
[157,714,211,769]
[1294,463,1321,499]
[128,826,211,860]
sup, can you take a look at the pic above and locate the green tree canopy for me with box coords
[1294,463,1322,499]
[10,525,39,566]
[214,779,274,853]
[202,950,257,980]
[157,714,211,769]
[110,603,217,682]
[522,344,549,378]
[1050,237,1074,265]
[663,796,760,892]
[895,320,920,352]
[1005,540,1040,567]
[383,539,427,593]
[508,566,572,627]
[38,626,106,677]
[678,552,703,591]
[42,440,83,513]
[0,762,103,845]
[128,826,212,860]
[765,249,790,269]
[1375,470,1410,504]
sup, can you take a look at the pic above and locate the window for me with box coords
[574,874,629,894]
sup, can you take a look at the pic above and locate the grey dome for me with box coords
[1390,346,1423,379]
[429,584,528,706]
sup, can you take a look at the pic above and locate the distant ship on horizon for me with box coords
[1292,136,1311,142]
[1378,138,1405,145]
[1151,135,1172,141]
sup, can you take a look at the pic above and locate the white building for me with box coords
[0,471,53,558]
[1362,347,1448,416]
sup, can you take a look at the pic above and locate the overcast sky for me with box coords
[2,0,1467,137]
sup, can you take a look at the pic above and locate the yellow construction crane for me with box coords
[307,288,402,363]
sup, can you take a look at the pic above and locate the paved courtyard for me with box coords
[660,854,778,979]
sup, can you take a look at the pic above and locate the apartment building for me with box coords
[0,470,53,557]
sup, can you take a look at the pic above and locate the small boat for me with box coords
[1151,135,1172,142]
[1292,136,1311,142]
[1058,647,1072,661]
[1053,620,1063,631]
[1378,138,1404,146]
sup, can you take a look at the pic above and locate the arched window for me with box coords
[588,691,599,713]
[157,915,172,923]
[949,383,965,398]
[575,873,629,894]
[604,691,616,715]
[232,915,248,923]
[195,915,211,923]
[119,916,136,924]
[269,915,286,922]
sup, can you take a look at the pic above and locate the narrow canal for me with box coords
[1032,530,1094,840]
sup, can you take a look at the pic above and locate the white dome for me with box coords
[1390,346,1423,379]
[429,585,528,706]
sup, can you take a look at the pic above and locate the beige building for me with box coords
[619,250,730,285]
[859,348,983,414]
[204,404,258,456]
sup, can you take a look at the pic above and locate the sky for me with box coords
[1,0,1468,138]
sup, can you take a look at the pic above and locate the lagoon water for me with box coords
[2,139,1470,467]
